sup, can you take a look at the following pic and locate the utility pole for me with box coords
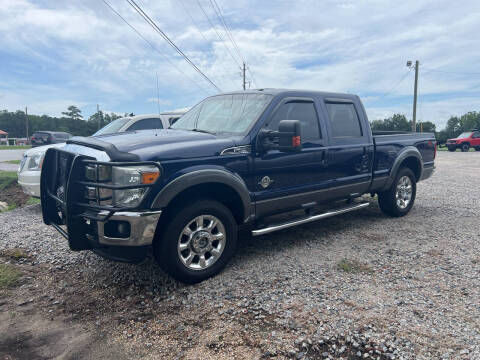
[242,62,246,90]
[407,60,419,132]
[97,104,101,130]
[25,106,29,140]
[412,60,419,132]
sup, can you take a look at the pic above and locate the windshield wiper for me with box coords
[192,128,216,135]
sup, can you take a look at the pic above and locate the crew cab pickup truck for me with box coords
[40,89,436,283]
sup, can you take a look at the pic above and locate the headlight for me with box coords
[112,166,159,207]
[27,153,45,171]
[85,164,160,208]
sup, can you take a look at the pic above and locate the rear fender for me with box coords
[382,146,423,190]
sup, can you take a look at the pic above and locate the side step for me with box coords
[252,202,369,236]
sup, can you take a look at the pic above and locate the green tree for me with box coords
[370,114,410,131]
[61,105,83,120]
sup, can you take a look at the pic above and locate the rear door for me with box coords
[321,98,373,197]
[472,131,480,147]
[253,97,329,217]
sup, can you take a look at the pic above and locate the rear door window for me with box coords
[325,102,363,138]
[127,118,163,131]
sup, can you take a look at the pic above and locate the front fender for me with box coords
[151,169,253,222]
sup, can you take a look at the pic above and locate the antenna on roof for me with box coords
[156,72,161,117]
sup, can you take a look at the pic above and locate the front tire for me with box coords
[154,199,237,284]
[448,147,456,152]
[378,167,417,217]
[461,143,470,152]
[475,147,480,151]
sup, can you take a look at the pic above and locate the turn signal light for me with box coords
[141,171,160,184]
[292,136,301,147]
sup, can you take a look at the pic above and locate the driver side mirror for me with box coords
[257,120,302,152]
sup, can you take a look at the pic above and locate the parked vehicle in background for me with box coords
[39,89,436,284]
[93,112,186,136]
[446,129,480,151]
[18,111,186,197]
[31,131,72,147]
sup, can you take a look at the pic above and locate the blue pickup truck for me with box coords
[41,89,436,283]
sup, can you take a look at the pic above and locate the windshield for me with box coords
[93,117,131,136]
[456,132,472,139]
[170,93,272,134]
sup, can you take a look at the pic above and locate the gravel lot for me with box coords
[1,151,479,359]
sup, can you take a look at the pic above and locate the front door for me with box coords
[253,97,329,218]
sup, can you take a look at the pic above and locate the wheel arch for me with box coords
[151,169,254,225]
[382,147,423,190]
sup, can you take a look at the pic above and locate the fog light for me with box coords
[104,220,131,238]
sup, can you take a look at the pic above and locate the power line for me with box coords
[372,68,413,104]
[125,0,221,91]
[209,0,257,87]
[100,0,211,95]
[422,67,480,76]
[195,0,242,68]
[176,0,238,88]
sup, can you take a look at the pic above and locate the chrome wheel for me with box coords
[395,176,412,209]
[177,215,226,271]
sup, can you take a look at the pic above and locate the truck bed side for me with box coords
[371,132,436,191]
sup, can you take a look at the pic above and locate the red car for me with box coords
[446,130,480,152]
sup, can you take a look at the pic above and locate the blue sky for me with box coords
[1,0,480,129]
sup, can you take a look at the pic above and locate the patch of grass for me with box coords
[1,248,29,260]
[0,171,18,191]
[0,145,31,150]
[3,160,21,164]
[0,263,22,289]
[337,259,372,274]
[437,147,476,152]
[26,197,41,205]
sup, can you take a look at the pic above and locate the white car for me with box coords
[18,112,185,197]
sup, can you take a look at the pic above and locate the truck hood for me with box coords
[91,129,237,161]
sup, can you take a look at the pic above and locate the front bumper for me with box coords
[18,170,41,197]
[41,147,163,252]
[96,210,162,246]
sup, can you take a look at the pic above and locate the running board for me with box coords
[252,202,369,236]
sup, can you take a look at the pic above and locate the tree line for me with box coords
[1,105,479,143]
[370,112,480,144]
[0,105,124,138]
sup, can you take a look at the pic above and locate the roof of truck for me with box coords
[215,88,358,99]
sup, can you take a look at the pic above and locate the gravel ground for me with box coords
[1,151,479,359]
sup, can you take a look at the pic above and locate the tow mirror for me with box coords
[257,119,302,152]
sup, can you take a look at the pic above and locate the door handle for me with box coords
[320,150,327,166]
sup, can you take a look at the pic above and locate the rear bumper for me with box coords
[420,165,435,181]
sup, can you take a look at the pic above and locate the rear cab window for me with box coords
[325,102,363,138]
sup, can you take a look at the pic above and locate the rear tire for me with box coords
[378,167,416,217]
[475,147,480,151]
[154,199,237,284]
[448,147,456,152]
[461,143,470,152]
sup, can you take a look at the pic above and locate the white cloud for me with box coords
[0,0,479,129]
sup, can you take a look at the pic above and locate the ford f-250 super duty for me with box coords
[40,89,436,283]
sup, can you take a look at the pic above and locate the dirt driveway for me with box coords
[0,151,479,360]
